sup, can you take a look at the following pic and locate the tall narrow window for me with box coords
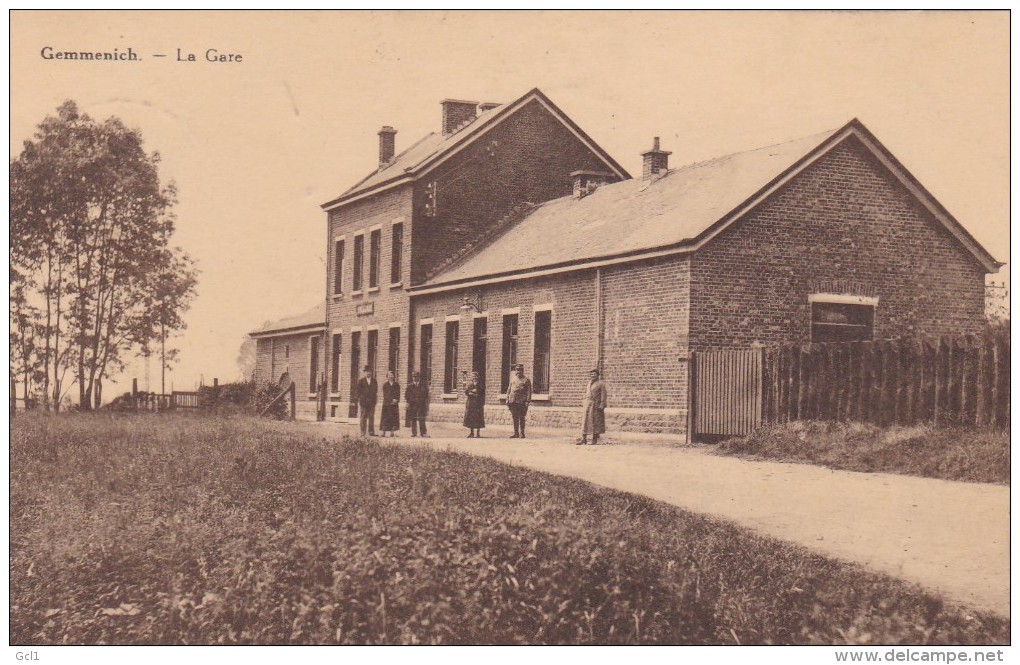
[419,324,433,386]
[352,235,364,292]
[369,229,381,289]
[309,335,321,393]
[500,314,519,393]
[473,317,488,391]
[533,310,552,394]
[330,333,342,392]
[349,332,361,405]
[388,327,401,374]
[390,222,403,284]
[367,329,379,376]
[444,320,459,393]
[333,239,344,295]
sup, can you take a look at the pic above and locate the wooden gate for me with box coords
[691,348,763,440]
[170,391,200,410]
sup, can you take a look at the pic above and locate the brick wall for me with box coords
[253,331,322,405]
[411,271,597,411]
[601,256,690,411]
[325,186,415,418]
[411,99,622,285]
[410,260,691,434]
[689,136,988,350]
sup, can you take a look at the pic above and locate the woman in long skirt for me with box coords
[463,371,485,437]
[379,371,401,436]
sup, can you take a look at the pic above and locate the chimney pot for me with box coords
[441,99,479,135]
[378,126,397,168]
[641,136,672,180]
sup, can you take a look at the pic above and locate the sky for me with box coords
[9,10,1010,395]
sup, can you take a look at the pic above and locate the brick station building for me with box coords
[251,88,999,433]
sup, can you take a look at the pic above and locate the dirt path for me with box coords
[293,421,1010,618]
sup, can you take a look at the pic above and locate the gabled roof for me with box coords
[321,88,630,211]
[413,119,1000,293]
[249,303,325,338]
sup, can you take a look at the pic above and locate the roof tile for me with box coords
[424,129,838,286]
[250,303,325,336]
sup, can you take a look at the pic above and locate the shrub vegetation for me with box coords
[10,414,1007,645]
[715,421,1009,485]
[196,380,289,418]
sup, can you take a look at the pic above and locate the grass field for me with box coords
[10,413,1008,645]
[713,421,1010,484]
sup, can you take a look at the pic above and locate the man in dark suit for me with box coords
[404,371,430,437]
[356,365,378,436]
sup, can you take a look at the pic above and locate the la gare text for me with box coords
[175,48,244,63]
[40,47,243,63]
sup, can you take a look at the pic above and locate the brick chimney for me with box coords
[478,102,501,113]
[378,126,397,167]
[570,170,614,199]
[441,99,479,135]
[641,136,671,179]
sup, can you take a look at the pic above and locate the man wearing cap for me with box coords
[577,368,608,445]
[355,365,378,436]
[506,363,532,439]
[405,371,430,437]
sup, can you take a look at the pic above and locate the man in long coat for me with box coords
[405,371,430,437]
[506,363,532,438]
[356,365,378,436]
[577,368,608,445]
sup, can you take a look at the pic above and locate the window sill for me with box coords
[330,392,342,398]
[350,290,364,297]
[307,393,318,399]
[390,281,403,290]
[367,286,380,294]
[441,392,459,399]
[331,294,344,301]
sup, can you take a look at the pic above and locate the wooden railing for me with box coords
[124,392,198,411]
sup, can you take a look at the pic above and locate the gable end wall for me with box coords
[411,99,622,284]
[689,137,987,350]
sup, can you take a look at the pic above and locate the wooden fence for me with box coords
[761,332,1010,429]
[128,391,199,411]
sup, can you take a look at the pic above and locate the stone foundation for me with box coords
[304,399,686,436]
[295,399,319,420]
[426,402,686,435]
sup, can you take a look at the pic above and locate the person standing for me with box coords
[506,363,532,439]
[463,370,485,438]
[356,365,378,436]
[379,370,401,437]
[577,368,608,445]
[405,371,430,437]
